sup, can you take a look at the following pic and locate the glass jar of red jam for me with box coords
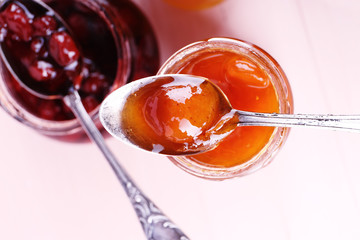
[158,37,293,180]
[0,0,159,139]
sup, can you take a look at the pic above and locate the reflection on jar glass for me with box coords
[0,0,159,141]
[158,37,293,180]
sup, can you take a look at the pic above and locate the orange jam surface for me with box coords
[175,50,280,167]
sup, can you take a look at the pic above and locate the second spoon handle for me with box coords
[64,89,189,240]
[237,110,360,133]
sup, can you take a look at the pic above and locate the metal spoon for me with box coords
[0,0,189,239]
[99,74,360,156]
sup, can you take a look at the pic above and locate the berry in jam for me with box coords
[81,72,109,96]
[33,14,57,36]
[1,2,33,41]
[28,60,57,82]
[49,31,80,67]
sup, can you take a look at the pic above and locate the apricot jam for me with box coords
[175,51,279,167]
[119,75,238,155]
[158,38,293,179]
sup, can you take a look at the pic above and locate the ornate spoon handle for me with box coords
[237,110,360,132]
[64,89,189,240]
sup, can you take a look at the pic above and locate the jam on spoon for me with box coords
[0,1,189,239]
[100,74,239,155]
[100,74,360,156]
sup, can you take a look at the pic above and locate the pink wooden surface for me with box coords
[1,0,360,239]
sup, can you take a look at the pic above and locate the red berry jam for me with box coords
[1,1,81,97]
[0,0,159,137]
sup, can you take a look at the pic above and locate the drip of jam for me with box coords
[119,75,239,155]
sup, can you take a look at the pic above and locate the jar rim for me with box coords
[158,37,294,180]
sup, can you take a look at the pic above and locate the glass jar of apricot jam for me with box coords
[158,37,293,180]
[0,0,159,139]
